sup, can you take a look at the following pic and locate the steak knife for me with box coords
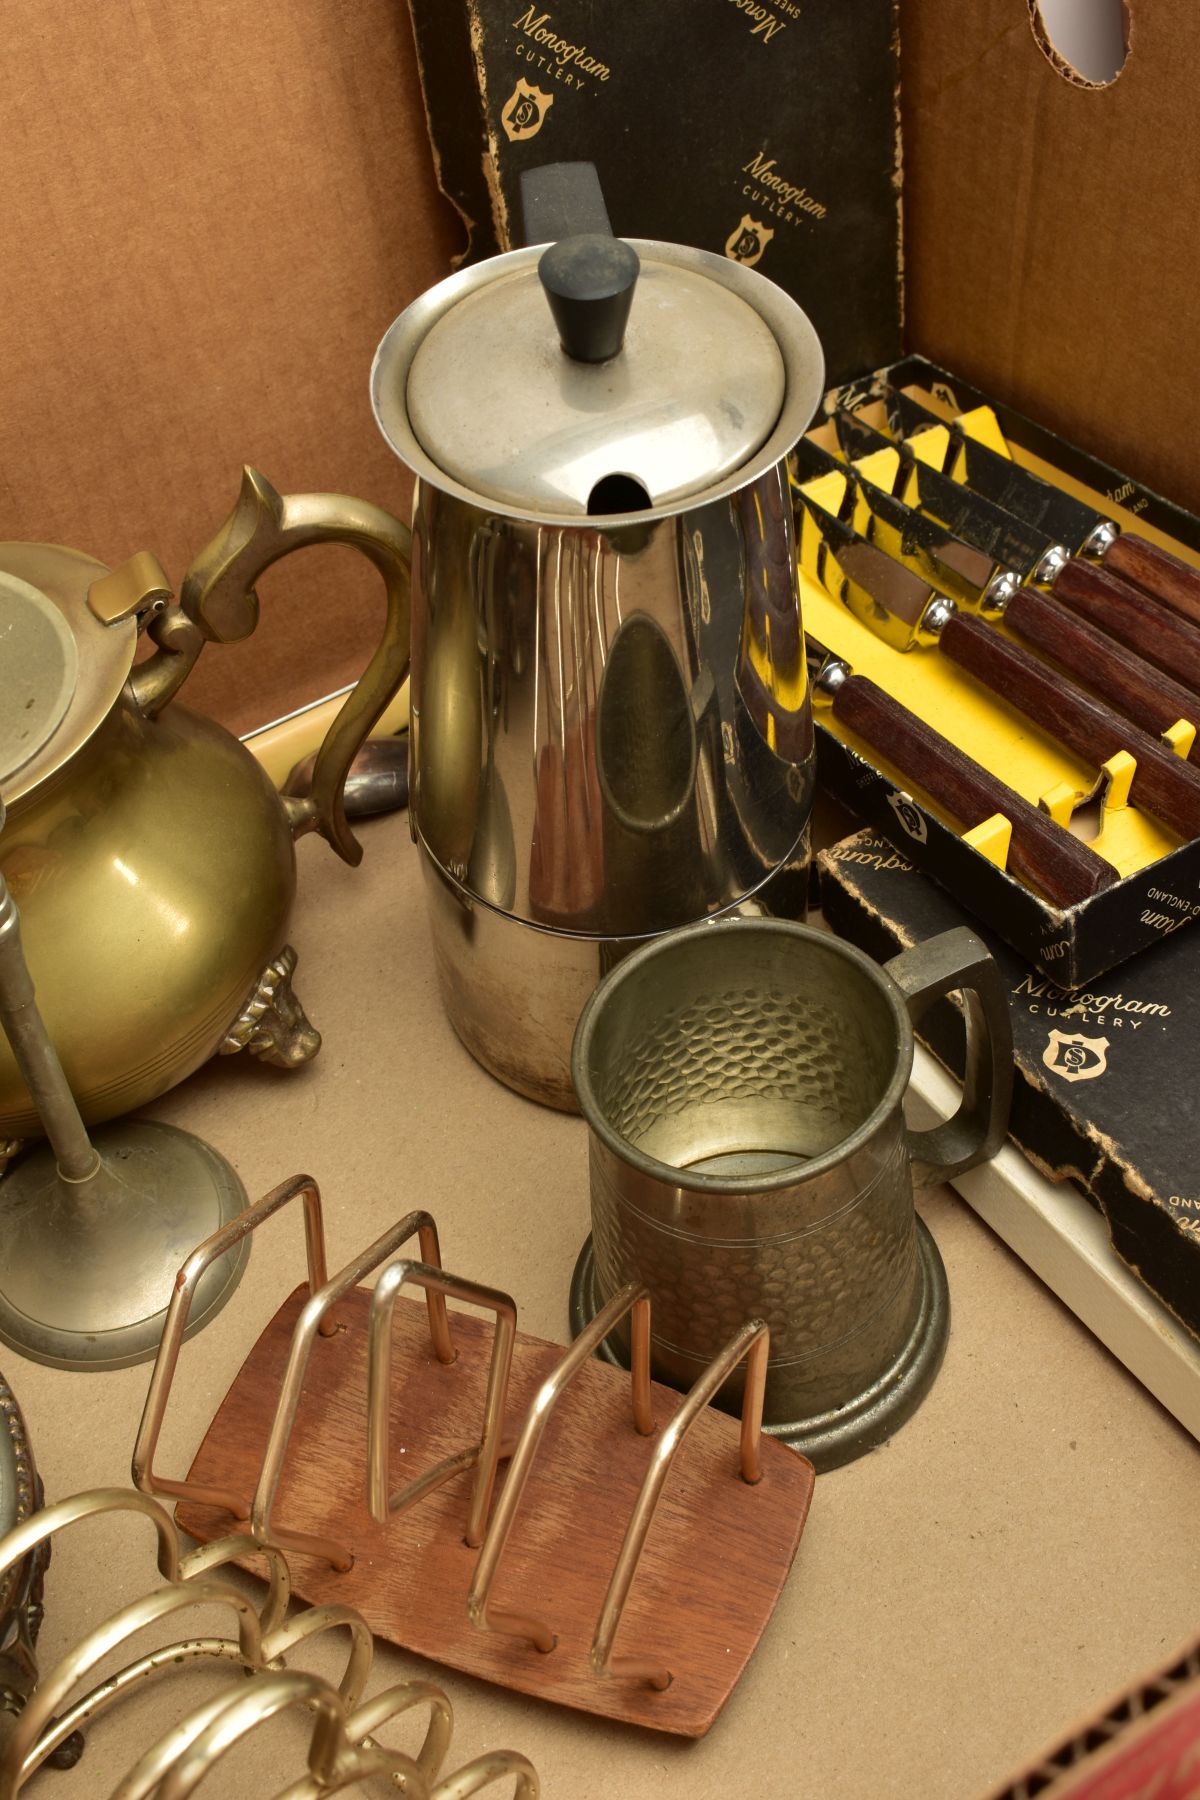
[840,402,1200,699]
[796,486,1200,842]
[893,389,1200,628]
[884,387,1200,656]
[800,428,1200,761]
[806,631,1117,905]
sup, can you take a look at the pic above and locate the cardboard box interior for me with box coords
[0,0,462,736]
[901,0,1200,516]
[2,13,1199,1791]
[2,1,1195,735]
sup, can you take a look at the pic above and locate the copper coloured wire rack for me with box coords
[130,1174,816,1738]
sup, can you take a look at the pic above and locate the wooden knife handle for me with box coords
[938,612,1200,840]
[1103,533,1200,629]
[1051,556,1200,695]
[832,673,1117,905]
[1005,585,1200,761]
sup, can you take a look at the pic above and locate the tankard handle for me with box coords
[127,468,410,867]
[882,926,1013,1185]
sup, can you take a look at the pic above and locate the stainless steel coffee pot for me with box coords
[371,164,825,1107]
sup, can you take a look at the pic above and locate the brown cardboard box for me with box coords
[983,1631,1200,1799]
[901,2,1200,517]
[0,0,461,735]
[4,4,1198,734]
[2,14,1199,1800]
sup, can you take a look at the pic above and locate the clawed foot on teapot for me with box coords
[220,945,321,1070]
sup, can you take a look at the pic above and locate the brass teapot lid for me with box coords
[0,575,79,786]
[0,545,138,801]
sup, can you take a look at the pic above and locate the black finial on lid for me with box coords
[519,162,639,364]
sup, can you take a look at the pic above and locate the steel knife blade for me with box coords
[793,433,1012,620]
[833,409,1057,580]
[886,388,1109,553]
[883,386,1200,630]
[817,416,1200,755]
[857,396,1200,697]
[795,481,948,652]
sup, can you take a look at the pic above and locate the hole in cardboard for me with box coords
[1029,0,1128,86]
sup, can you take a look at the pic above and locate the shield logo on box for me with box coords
[501,79,554,142]
[724,216,774,267]
[1042,1030,1110,1082]
[887,791,928,844]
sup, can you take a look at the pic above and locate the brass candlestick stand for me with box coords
[0,798,248,1370]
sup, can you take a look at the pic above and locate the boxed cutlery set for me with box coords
[1,0,1198,1796]
[792,356,1200,987]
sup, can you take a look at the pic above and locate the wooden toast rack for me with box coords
[132,1176,816,1739]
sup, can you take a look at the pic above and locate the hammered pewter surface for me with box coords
[579,922,932,1423]
[570,1224,948,1467]
[595,981,885,1167]
[590,1133,920,1420]
[585,926,897,1169]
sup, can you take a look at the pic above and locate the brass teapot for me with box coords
[0,469,410,1148]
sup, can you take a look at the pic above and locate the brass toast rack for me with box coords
[0,1485,536,1798]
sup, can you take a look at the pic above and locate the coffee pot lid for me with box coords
[401,253,788,516]
[375,162,822,521]
[0,547,137,800]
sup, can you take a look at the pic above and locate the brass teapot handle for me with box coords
[130,468,411,867]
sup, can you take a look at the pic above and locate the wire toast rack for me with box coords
[0,1485,536,1799]
[131,1175,816,1738]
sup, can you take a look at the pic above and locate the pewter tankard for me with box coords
[371,163,825,1107]
[570,918,1013,1468]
